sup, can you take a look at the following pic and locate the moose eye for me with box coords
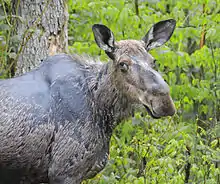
[119,62,129,73]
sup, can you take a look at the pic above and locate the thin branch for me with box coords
[209,40,219,128]
[2,1,12,27]
[184,145,191,184]
[199,4,206,48]
[135,0,139,17]
[178,25,203,29]
[134,0,141,28]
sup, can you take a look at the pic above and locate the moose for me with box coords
[0,19,176,184]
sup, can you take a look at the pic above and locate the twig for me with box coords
[184,146,191,184]
[134,0,141,28]
[199,4,206,48]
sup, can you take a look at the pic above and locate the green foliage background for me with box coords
[68,0,220,183]
[0,0,220,183]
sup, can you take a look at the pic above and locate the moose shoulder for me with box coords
[0,19,176,184]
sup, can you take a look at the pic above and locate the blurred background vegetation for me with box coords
[0,0,220,183]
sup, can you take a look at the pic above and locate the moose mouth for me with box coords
[143,104,161,119]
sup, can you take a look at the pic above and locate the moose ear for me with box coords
[142,19,176,51]
[92,24,115,53]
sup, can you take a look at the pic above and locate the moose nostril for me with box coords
[168,108,176,116]
[165,104,176,116]
[161,107,175,116]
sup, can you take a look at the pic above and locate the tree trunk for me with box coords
[11,0,68,76]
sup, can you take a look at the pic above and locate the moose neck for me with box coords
[92,61,133,135]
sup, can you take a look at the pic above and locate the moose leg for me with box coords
[48,149,83,184]
[49,176,82,184]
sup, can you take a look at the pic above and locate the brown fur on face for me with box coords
[111,40,176,118]
[92,20,176,118]
[115,40,154,66]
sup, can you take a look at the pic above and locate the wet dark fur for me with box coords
[0,54,133,184]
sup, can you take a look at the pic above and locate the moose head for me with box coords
[92,19,176,118]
